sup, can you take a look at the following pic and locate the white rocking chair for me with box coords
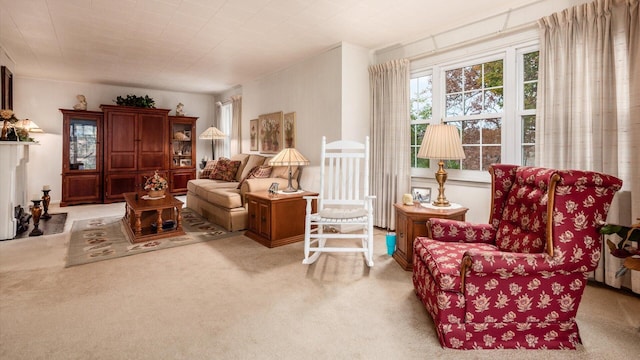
[302,136,375,267]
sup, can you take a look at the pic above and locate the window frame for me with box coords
[410,40,539,183]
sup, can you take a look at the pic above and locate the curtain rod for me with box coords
[408,21,538,62]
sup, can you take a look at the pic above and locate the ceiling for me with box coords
[1,0,542,94]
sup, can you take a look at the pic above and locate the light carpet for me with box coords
[1,200,639,359]
[65,209,238,267]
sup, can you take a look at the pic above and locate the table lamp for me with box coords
[417,123,466,207]
[269,148,309,192]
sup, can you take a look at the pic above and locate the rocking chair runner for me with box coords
[302,136,376,266]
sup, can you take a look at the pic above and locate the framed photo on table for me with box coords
[411,187,431,203]
[179,158,192,167]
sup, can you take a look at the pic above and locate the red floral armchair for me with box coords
[412,165,622,349]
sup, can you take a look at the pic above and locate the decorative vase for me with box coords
[148,189,165,198]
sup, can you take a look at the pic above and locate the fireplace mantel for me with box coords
[0,141,36,240]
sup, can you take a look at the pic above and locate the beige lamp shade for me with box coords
[269,148,309,192]
[268,148,310,166]
[16,119,44,133]
[417,123,466,160]
[198,126,226,140]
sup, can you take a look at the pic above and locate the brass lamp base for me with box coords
[432,159,451,207]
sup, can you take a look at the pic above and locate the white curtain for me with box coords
[537,0,640,293]
[231,95,242,155]
[369,59,411,229]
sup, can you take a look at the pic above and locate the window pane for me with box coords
[446,93,463,116]
[462,146,480,170]
[411,123,426,146]
[446,68,462,93]
[482,146,501,170]
[410,75,432,120]
[482,118,501,144]
[522,145,535,166]
[522,115,536,143]
[465,65,482,90]
[484,60,504,87]
[464,91,482,115]
[523,52,539,81]
[483,88,503,113]
[523,82,537,110]
[461,120,480,144]
[444,159,460,170]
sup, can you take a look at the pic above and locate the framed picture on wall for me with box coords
[258,111,283,154]
[283,112,296,148]
[249,119,258,151]
[1,66,13,109]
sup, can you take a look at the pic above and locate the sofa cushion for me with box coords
[230,154,251,182]
[206,188,243,209]
[237,165,272,189]
[188,179,239,198]
[238,155,267,181]
[210,158,242,182]
[200,160,217,179]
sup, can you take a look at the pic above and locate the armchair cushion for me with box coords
[415,237,497,292]
[429,219,496,243]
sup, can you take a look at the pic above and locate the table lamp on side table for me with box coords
[417,123,466,207]
[269,148,310,193]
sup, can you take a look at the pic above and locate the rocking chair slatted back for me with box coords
[319,137,370,209]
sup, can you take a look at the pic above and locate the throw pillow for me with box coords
[209,158,241,182]
[237,165,273,189]
[200,160,217,179]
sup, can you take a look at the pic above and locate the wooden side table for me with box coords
[393,203,468,271]
[245,191,318,248]
[122,192,185,243]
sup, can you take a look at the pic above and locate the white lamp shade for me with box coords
[199,126,226,140]
[417,124,466,160]
[269,148,310,166]
[16,119,44,133]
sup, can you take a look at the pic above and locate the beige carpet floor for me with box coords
[1,199,639,359]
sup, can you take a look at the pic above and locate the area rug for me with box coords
[13,212,68,239]
[65,209,239,267]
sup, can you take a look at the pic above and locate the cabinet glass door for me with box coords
[69,119,98,170]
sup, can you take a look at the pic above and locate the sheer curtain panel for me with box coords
[537,0,640,293]
[369,59,411,229]
[231,95,242,155]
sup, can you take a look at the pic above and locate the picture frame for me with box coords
[258,111,283,154]
[183,130,191,141]
[412,187,431,203]
[249,119,258,151]
[1,66,13,109]
[283,112,296,148]
[179,158,192,167]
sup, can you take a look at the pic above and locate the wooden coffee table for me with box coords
[122,192,185,243]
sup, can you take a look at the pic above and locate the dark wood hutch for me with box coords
[60,106,197,206]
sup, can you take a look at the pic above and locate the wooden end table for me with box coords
[245,190,318,248]
[393,203,468,271]
[122,192,185,243]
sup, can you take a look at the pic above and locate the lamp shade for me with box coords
[16,119,44,133]
[417,124,466,160]
[198,126,226,140]
[269,148,310,166]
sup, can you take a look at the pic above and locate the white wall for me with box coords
[12,77,215,204]
[340,42,371,142]
[242,44,343,165]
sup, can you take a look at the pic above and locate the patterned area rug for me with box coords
[65,209,239,267]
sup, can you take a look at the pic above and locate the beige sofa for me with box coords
[186,153,295,231]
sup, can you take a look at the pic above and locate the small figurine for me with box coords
[73,95,87,110]
[176,102,185,116]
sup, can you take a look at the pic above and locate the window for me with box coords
[219,102,232,158]
[410,73,432,168]
[410,45,539,180]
